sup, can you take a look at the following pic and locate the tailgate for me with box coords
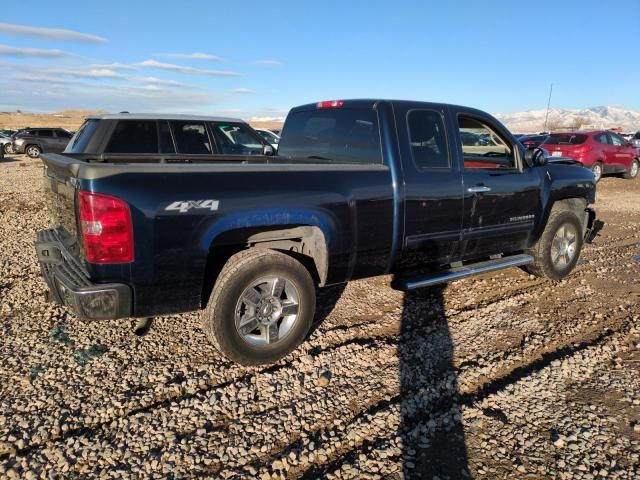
[41,153,80,238]
[544,144,579,157]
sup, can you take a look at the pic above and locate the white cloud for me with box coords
[0,44,76,58]
[127,76,194,88]
[0,22,106,43]
[47,67,124,79]
[161,52,224,62]
[231,88,256,94]
[89,62,138,71]
[135,59,240,77]
[254,60,282,66]
[0,77,223,112]
[4,62,199,90]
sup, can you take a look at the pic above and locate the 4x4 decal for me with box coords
[165,200,220,213]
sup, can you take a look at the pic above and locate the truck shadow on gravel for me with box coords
[399,285,470,479]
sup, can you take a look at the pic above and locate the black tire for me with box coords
[525,209,584,281]
[3,143,11,154]
[26,145,41,158]
[623,159,639,179]
[591,161,603,182]
[203,248,316,366]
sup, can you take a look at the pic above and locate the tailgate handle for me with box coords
[467,186,491,193]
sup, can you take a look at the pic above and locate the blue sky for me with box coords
[0,0,638,119]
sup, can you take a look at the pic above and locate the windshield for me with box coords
[278,107,382,164]
[634,132,640,140]
[258,130,279,143]
[546,134,587,145]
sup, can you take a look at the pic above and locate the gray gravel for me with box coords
[0,156,639,479]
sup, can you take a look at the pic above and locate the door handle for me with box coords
[467,186,492,193]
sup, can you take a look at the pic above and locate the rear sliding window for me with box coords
[66,120,100,153]
[546,134,587,145]
[278,108,382,164]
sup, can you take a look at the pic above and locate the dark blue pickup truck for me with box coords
[36,102,599,365]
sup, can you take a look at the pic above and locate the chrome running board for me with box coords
[399,254,534,291]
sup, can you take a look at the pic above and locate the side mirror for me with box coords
[263,144,274,156]
[524,147,547,167]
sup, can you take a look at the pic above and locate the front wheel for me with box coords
[203,249,316,366]
[623,159,639,179]
[525,209,584,281]
[3,143,11,154]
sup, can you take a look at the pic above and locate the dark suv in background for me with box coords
[11,128,73,158]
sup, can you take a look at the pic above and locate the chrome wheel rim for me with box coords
[592,164,601,181]
[631,161,638,178]
[551,224,578,268]
[27,146,39,157]
[234,276,300,347]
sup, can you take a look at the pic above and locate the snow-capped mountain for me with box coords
[494,106,640,133]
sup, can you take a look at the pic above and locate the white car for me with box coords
[0,133,12,154]
[255,128,280,150]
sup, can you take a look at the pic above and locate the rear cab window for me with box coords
[407,110,449,169]
[278,106,382,164]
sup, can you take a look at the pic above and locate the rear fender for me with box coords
[199,208,334,285]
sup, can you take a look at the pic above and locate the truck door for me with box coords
[451,110,540,259]
[395,105,464,267]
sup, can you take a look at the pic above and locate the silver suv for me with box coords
[632,131,640,152]
[12,128,73,158]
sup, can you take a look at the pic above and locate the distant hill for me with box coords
[495,105,640,133]
[0,109,284,132]
[0,110,107,131]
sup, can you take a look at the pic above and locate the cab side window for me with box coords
[458,116,515,169]
[106,120,158,153]
[610,134,625,146]
[593,133,610,144]
[55,129,72,139]
[407,110,449,169]
[171,121,210,154]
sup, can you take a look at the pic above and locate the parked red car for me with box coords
[543,131,639,182]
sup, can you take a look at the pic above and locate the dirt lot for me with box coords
[0,155,638,479]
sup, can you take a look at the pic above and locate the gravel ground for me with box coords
[0,155,638,479]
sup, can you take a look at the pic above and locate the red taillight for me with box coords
[523,141,536,147]
[78,190,134,263]
[316,100,344,109]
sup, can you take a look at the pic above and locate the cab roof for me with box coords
[84,113,245,123]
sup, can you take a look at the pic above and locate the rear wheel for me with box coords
[591,162,603,182]
[203,248,316,366]
[26,145,41,158]
[623,159,639,179]
[525,209,584,281]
